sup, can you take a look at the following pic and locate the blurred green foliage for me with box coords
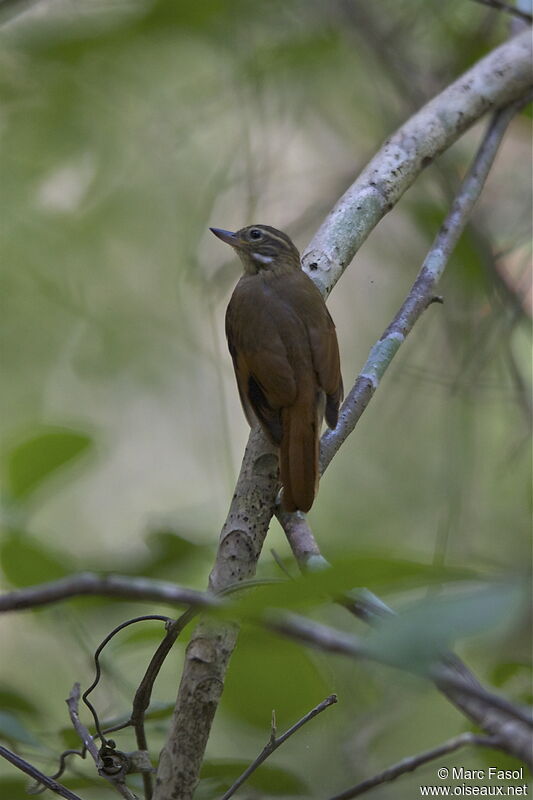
[199,758,308,797]
[0,0,531,797]
[4,426,92,501]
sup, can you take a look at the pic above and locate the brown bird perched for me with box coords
[211,224,343,512]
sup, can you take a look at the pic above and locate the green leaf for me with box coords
[0,687,40,717]
[225,554,477,620]
[58,726,85,750]
[141,529,212,578]
[366,583,525,673]
[476,746,528,776]
[221,627,329,729]
[0,711,41,747]
[58,774,110,792]
[489,661,533,705]
[4,426,92,501]
[119,626,172,646]
[409,198,487,293]
[491,661,532,689]
[143,702,176,721]
[192,778,225,800]
[242,30,340,81]
[200,759,308,796]
[0,530,72,588]
[0,778,29,800]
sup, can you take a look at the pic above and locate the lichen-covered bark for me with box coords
[209,428,279,593]
[302,28,533,297]
[154,428,278,800]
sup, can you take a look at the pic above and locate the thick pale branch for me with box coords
[302,28,532,296]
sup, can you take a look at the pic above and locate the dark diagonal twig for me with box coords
[328,732,499,799]
[221,694,338,800]
[470,0,533,22]
[0,745,83,800]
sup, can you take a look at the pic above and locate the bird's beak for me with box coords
[210,227,238,246]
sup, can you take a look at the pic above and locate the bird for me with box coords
[210,224,343,512]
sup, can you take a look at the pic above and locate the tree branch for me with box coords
[328,732,498,800]
[319,90,533,471]
[221,694,338,800]
[66,684,138,800]
[0,744,83,800]
[301,28,532,296]
[0,572,219,613]
[153,427,278,798]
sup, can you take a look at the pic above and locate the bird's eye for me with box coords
[249,229,262,240]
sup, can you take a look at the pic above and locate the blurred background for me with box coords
[0,1,531,798]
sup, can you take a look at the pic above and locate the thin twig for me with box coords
[128,577,286,782]
[81,614,172,800]
[0,745,83,800]
[66,684,100,764]
[130,607,198,800]
[275,509,330,572]
[432,667,533,727]
[268,613,369,659]
[277,507,392,622]
[470,0,533,23]
[319,92,533,473]
[67,684,138,800]
[0,572,277,614]
[221,694,338,800]
[37,748,87,789]
[328,732,498,799]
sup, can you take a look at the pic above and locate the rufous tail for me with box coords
[279,396,319,513]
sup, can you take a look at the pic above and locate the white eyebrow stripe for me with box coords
[252,252,274,264]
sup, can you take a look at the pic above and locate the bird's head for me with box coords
[210,224,301,276]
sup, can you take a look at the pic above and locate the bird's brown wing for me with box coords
[278,272,343,429]
[225,277,298,445]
